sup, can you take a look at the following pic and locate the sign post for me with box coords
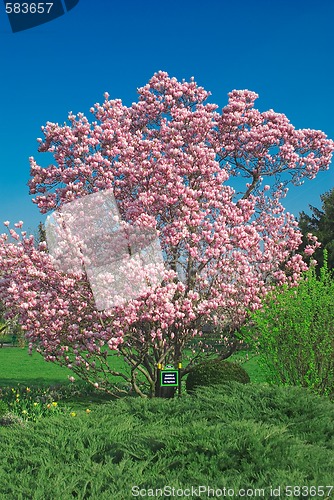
[156,363,182,398]
[178,362,182,397]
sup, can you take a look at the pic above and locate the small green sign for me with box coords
[160,369,179,387]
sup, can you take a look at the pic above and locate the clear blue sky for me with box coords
[1,0,334,233]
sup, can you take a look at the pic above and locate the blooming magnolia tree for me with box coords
[0,72,333,397]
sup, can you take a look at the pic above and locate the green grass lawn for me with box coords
[230,349,267,384]
[0,345,266,387]
[0,346,268,415]
[0,345,267,414]
[0,347,74,387]
[0,347,129,411]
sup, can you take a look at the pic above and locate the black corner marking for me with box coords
[64,0,79,12]
[4,0,80,33]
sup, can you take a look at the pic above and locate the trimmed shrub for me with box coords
[186,359,250,393]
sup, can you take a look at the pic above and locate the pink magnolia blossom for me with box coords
[0,71,333,397]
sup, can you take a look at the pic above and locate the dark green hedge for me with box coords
[186,359,250,393]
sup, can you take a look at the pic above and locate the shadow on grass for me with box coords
[0,377,73,387]
[0,377,125,412]
[65,391,123,411]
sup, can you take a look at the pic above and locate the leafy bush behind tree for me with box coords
[243,252,334,397]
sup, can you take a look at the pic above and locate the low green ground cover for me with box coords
[1,347,333,498]
[0,383,333,499]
